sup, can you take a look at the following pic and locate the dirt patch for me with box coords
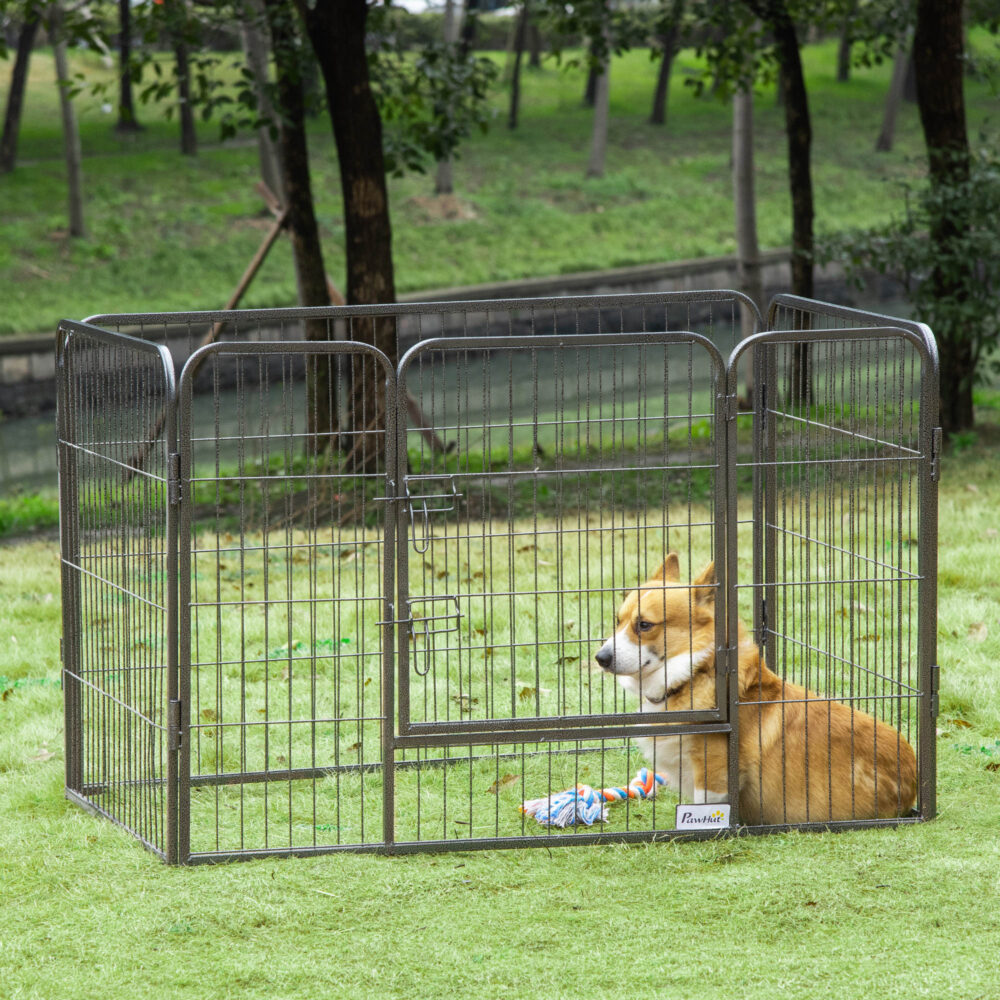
[405,194,480,223]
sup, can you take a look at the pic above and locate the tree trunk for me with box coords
[116,0,142,132]
[913,0,972,433]
[733,86,762,401]
[938,337,975,432]
[649,35,674,126]
[174,42,197,154]
[167,0,197,156]
[747,0,813,403]
[501,8,518,84]
[51,5,86,238]
[0,17,40,174]
[586,54,610,178]
[650,0,683,126]
[836,14,852,82]
[528,20,541,68]
[299,0,397,463]
[242,0,282,197]
[582,34,601,107]
[264,0,336,449]
[875,43,909,152]
[583,64,598,107]
[459,0,479,55]
[435,0,460,194]
[903,50,918,102]
[508,1,529,130]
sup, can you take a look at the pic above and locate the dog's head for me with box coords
[594,553,717,703]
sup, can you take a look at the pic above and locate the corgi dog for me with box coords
[594,553,918,824]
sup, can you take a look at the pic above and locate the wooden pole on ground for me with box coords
[124,204,288,479]
[127,182,451,478]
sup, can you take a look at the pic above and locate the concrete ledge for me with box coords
[0,248,902,418]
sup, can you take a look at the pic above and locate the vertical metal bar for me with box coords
[762,341,778,712]
[918,346,940,819]
[163,399,179,864]
[722,356,740,826]
[176,363,194,863]
[396,356,412,738]
[382,354,400,850]
[57,328,84,796]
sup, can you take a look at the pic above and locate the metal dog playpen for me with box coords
[56,291,939,863]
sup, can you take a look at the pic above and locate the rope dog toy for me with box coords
[520,768,667,827]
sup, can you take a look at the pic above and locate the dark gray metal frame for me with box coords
[57,291,940,863]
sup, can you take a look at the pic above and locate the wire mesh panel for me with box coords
[177,342,396,862]
[727,321,938,828]
[57,321,176,860]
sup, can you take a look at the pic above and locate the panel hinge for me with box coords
[929,427,942,482]
[168,452,182,505]
[721,393,739,422]
[168,699,183,751]
[930,664,940,718]
[726,645,741,680]
[759,598,767,635]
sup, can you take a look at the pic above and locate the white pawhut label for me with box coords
[675,803,731,831]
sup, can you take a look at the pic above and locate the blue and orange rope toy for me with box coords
[520,768,667,827]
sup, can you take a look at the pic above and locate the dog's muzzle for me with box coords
[594,646,613,670]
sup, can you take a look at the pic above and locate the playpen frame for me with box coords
[57,291,940,864]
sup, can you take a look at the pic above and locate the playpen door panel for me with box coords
[396,332,729,737]
[727,324,938,823]
[176,342,397,859]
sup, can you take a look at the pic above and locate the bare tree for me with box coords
[528,17,542,67]
[650,0,684,126]
[875,40,910,152]
[582,37,599,106]
[733,86,762,361]
[435,0,460,194]
[262,0,337,449]
[116,0,141,131]
[241,0,281,196]
[913,0,973,431]
[0,15,40,173]
[508,0,530,130]
[298,0,398,461]
[836,10,853,82]
[50,2,85,237]
[586,52,610,178]
[743,0,813,402]
[161,0,197,155]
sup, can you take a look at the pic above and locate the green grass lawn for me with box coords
[1,34,998,337]
[3,398,1000,997]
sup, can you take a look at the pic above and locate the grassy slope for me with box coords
[0,37,997,336]
[2,417,1000,999]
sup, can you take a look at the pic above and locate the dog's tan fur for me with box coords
[597,554,918,824]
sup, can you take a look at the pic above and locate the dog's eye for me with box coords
[636,620,654,633]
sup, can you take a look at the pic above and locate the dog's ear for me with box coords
[691,561,716,606]
[651,552,680,583]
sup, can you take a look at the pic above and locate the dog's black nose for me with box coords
[595,647,613,670]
